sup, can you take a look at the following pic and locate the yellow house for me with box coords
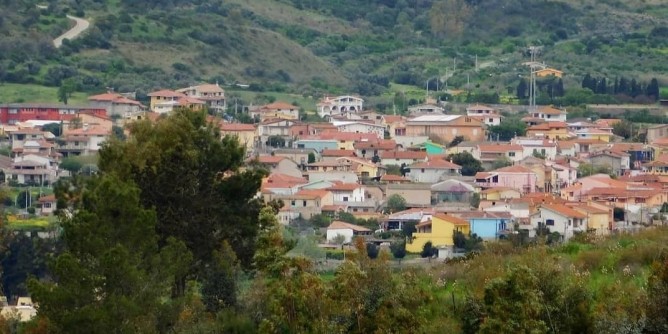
[219,123,257,153]
[536,68,563,78]
[526,121,569,140]
[407,213,470,253]
[574,129,613,143]
[336,157,384,179]
[569,203,611,235]
[147,89,185,111]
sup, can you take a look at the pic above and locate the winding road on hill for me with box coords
[37,5,90,48]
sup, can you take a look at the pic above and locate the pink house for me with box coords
[474,165,538,194]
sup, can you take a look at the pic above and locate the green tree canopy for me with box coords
[448,151,484,176]
[386,194,407,213]
[487,118,527,141]
[97,109,266,292]
[29,174,193,333]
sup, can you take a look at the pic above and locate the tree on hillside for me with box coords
[516,79,528,100]
[487,118,527,141]
[448,152,483,176]
[29,175,193,332]
[97,109,266,295]
[57,78,76,105]
[307,152,316,163]
[429,0,472,39]
[647,78,660,101]
[386,194,407,213]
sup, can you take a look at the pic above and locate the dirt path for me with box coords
[53,15,90,48]
[37,5,90,48]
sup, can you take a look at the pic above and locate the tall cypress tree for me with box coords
[647,78,660,101]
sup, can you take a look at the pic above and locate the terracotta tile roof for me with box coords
[88,93,143,106]
[538,106,567,115]
[327,220,371,232]
[411,159,462,169]
[382,115,404,123]
[327,183,361,191]
[178,96,206,105]
[477,144,523,152]
[566,203,608,214]
[220,123,255,131]
[541,203,587,219]
[147,89,185,98]
[38,194,56,203]
[321,149,356,157]
[380,150,427,160]
[380,174,410,182]
[528,121,568,131]
[262,173,307,190]
[296,189,330,199]
[432,213,470,225]
[322,205,347,212]
[354,139,396,150]
[557,141,576,149]
[652,137,668,146]
[66,125,110,136]
[178,83,225,94]
[255,155,285,164]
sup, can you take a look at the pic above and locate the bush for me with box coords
[575,250,606,271]
[325,250,345,260]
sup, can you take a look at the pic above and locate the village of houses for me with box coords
[3,82,668,261]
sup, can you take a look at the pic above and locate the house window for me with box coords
[546,219,555,226]
[44,203,52,208]
[361,171,369,177]
[343,196,349,202]
[421,168,425,173]
[291,200,296,206]
[303,200,307,206]
[508,152,516,157]
[489,118,494,123]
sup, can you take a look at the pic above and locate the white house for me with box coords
[466,104,502,126]
[327,183,366,203]
[511,138,558,160]
[176,83,226,112]
[530,203,587,241]
[407,159,462,183]
[408,104,444,115]
[326,220,372,243]
[317,95,364,119]
[331,121,385,140]
[527,106,567,122]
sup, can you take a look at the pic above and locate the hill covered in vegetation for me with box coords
[1,0,667,99]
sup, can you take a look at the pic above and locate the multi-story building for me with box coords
[0,104,107,125]
[317,95,364,119]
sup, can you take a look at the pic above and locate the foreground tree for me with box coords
[29,175,193,333]
[98,109,266,294]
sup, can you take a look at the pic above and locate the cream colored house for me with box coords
[220,123,256,153]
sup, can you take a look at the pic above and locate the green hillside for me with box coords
[0,0,667,102]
